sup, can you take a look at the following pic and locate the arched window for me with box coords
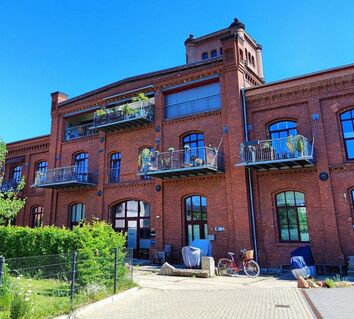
[31,206,44,227]
[185,195,208,245]
[239,49,244,61]
[109,153,121,183]
[276,191,309,242]
[70,203,85,229]
[112,200,151,258]
[74,153,88,182]
[182,133,205,165]
[245,48,248,60]
[11,165,22,182]
[269,121,297,139]
[36,161,48,173]
[251,56,255,67]
[35,161,48,183]
[340,110,354,159]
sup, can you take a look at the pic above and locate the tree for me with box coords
[0,138,26,225]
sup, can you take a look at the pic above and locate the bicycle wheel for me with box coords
[244,260,260,278]
[217,258,232,276]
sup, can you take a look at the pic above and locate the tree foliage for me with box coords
[0,138,26,225]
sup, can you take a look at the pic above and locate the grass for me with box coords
[0,276,136,319]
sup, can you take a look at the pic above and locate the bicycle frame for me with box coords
[226,254,248,273]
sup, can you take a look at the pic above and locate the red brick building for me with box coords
[3,19,354,271]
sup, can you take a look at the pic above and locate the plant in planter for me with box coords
[122,104,136,118]
[95,108,107,117]
[132,92,149,102]
[295,135,305,156]
[195,158,204,166]
[138,148,153,173]
[286,136,296,156]
[262,141,273,160]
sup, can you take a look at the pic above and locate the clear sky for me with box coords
[1,0,354,143]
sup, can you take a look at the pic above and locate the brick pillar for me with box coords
[220,34,252,253]
[308,97,344,265]
[44,92,68,226]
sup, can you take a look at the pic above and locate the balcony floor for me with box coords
[34,180,96,189]
[140,165,224,179]
[91,117,152,133]
[238,156,315,171]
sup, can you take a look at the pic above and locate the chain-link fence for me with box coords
[0,248,134,319]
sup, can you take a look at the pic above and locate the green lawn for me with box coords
[0,276,136,319]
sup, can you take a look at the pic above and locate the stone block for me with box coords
[159,262,175,276]
[202,257,216,277]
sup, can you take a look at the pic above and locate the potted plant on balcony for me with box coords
[261,141,274,161]
[295,135,305,156]
[138,148,153,173]
[132,92,149,102]
[286,135,296,157]
[195,157,204,166]
[122,104,137,119]
[183,144,193,167]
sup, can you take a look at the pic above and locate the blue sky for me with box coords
[1,0,354,143]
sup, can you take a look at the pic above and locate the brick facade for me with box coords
[4,19,354,270]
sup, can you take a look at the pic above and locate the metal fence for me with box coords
[240,135,314,164]
[0,249,134,318]
[139,146,224,173]
[34,166,97,187]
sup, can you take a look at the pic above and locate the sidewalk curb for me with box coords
[54,287,140,319]
[300,289,323,319]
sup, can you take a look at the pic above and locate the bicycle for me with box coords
[217,248,260,278]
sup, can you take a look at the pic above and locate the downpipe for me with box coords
[241,88,259,263]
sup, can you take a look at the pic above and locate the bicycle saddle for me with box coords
[227,252,235,256]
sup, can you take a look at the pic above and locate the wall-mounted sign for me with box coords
[215,226,225,232]
[208,234,215,241]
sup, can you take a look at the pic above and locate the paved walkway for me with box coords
[77,270,314,319]
[305,288,354,318]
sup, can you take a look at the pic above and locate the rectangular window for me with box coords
[202,52,208,60]
[211,49,217,58]
[165,82,221,119]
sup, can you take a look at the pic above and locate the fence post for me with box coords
[113,247,118,294]
[0,256,4,288]
[70,251,77,305]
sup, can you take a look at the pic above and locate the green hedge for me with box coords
[0,221,125,258]
[0,221,127,287]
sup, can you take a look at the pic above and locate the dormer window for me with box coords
[202,52,208,60]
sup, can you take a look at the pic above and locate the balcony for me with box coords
[33,166,96,189]
[237,135,315,171]
[91,98,154,132]
[138,146,224,179]
[0,179,19,192]
[64,123,98,141]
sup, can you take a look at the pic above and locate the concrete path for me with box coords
[77,271,314,319]
[304,288,354,318]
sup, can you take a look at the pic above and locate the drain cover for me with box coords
[275,304,290,308]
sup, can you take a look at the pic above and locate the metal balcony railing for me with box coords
[34,166,96,189]
[138,146,224,179]
[64,123,98,141]
[238,135,315,171]
[0,179,20,192]
[92,98,155,131]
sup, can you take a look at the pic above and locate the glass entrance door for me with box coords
[112,200,151,258]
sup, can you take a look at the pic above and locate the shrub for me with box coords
[324,278,336,288]
[0,221,127,287]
